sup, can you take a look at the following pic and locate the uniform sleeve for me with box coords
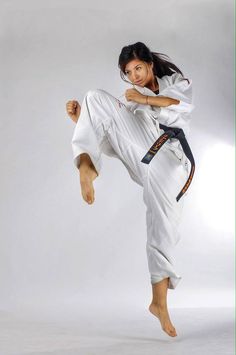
[158,72,195,113]
[151,73,195,136]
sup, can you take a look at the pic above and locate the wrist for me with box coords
[143,95,149,105]
[77,107,81,119]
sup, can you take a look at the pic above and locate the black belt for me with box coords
[141,123,195,202]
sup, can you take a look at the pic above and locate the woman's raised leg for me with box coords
[71,88,158,202]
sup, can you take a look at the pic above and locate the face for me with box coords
[124,59,154,86]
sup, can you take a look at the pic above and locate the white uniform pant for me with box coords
[71,89,188,289]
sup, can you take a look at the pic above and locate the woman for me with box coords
[66,42,195,337]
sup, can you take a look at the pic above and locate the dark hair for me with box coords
[118,41,189,84]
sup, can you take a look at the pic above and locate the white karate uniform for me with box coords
[71,72,194,289]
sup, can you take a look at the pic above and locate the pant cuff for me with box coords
[151,274,182,290]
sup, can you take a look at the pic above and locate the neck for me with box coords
[146,76,158,91]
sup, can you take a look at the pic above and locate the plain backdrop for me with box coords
[0,0,234,318]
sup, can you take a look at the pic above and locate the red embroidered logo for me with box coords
[116,98,125,109]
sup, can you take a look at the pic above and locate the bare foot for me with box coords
[148,303,177,337]
[79,164,98,204]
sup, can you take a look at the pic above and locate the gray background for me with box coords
[0,0,234,353]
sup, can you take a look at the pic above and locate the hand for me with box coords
[125,88,146,104]
[66,100,81,123]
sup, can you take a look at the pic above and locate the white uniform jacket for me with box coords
[119,72,195,167]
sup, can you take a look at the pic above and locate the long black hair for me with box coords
[118,41,189,84]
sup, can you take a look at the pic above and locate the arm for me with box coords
[144,95,180,107]
[147,74,195,133]
[148,73,194,112]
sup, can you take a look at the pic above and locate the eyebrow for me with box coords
[125,64,142,72]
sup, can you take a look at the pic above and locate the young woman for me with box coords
[66,42,195,337]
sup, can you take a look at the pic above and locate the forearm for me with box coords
[144,95,180,107]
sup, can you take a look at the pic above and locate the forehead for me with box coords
[125,59,144,71]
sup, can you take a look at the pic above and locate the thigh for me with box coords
[88,89,158,151]
[87,89,160,183]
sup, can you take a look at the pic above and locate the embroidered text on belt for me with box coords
[141,123,195,202]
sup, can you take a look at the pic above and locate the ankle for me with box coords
[80,153,92,165]
[79,162,92,172]
[150,302,167,310]
[79,155,97,172]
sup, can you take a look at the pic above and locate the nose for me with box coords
[133,73,140,82]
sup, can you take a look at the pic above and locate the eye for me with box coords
[125,67,141,75]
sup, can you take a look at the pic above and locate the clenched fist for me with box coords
[125,88,146,104]
[66,100,81,123]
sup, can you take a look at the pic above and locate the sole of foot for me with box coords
[148,303,177,337]
[79,164,98,204]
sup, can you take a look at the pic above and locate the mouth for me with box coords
[135,80,142,85]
